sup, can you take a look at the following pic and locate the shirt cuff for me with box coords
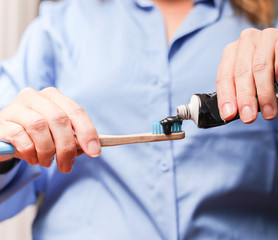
[0,160,22,191]
[0,158,20,174]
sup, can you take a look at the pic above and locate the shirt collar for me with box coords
[194,0,213,4]
[134,0,223,9]
[134,0,154,9]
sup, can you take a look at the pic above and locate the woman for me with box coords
[0,0,277,239]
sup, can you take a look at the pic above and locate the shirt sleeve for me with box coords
[0,7,56,221]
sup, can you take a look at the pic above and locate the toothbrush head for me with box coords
[152,116,183,135]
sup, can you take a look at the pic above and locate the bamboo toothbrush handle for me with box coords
[0,132,185,156]
[99,132,185,147]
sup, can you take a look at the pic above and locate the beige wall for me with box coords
[0,0,40,61]
[0,0,40,239]
[0,206,37,240]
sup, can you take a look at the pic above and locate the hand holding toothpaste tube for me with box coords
[216,28,278,123]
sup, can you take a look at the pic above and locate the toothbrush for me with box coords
[0,121,185,156]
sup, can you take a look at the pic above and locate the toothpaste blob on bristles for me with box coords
[152,116,183,135]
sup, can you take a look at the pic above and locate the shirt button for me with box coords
[159,161,170,172]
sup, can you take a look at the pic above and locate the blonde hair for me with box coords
[231,0,275,27]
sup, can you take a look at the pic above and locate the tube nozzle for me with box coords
[177,104,191,120]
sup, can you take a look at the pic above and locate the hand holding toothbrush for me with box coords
[0,87,101,174]
[0,87,184,174]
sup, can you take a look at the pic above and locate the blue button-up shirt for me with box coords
[0,0,278,239]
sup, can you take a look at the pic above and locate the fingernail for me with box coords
[62,162,73,174]
[31,157,38,165]
[42,157,54,168]
[88,141,101,158]
[222,103,235,119]
[241,105,255,123]
[262,104,275,120]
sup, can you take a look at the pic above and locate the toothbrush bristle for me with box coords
[171,122,182,133]
[151,121,182,135]
[151,121,164,135]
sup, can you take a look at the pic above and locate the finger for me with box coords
[235,28,259,123]
[41,87,101,158]
[18,88,76,173]
[253,28,278,120]
[0,121,37,164]
[275,40,278,82]
[2,106,55,168]
[216,42,238,120]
